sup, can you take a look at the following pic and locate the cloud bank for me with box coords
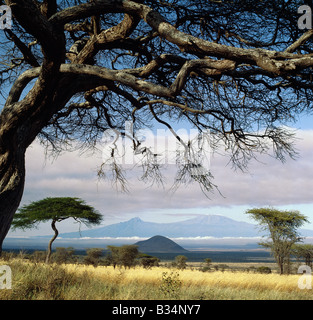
[20,129,313,221]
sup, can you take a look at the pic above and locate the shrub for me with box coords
[141,257,160,269]
[159,271,182,299]
[256,266,272,274]
[201,258,213,272]
[30,251,46,263]
[200,266,211,272]
[204,258,212,266]
[51,247,76,264]
[246,266,256,273]
[172,255,188,270]
[213,264,229,272]
[84,248,103,267]
[107,245,139,269]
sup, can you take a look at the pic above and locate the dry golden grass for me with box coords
[63,264,300,292]
[1,259,313,300]
[62,264,313,299]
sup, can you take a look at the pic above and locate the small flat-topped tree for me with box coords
[11,197,102,263]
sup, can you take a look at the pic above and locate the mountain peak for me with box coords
[185,215,235,224]
[134,235,188,253]
[128,217,143,223]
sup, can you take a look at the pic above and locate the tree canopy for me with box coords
[12,197,102,262]
[246,207,308,274]
[1,0,313,252]
[12,197,102,229]
[292,243,313,268]
[107,244,139,268]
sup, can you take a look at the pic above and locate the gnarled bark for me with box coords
[0,149,25,255]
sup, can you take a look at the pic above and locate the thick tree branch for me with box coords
[49,0,124,25]
[70,13,141,64]
[49,0,313,76]
[4,67,41,107]
[61,63,174,97]
[285,30,313,53]
[6,0,64,61]
[138,54,187,78]
[59,61,236,98]
[171,58,236,94]
[40,0,57,19]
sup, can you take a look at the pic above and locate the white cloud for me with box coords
[208,130,313,205]
[14,128,313,234]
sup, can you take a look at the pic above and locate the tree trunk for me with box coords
[46,219,59,264]
[0,76,98,254]
[278,257,284,275]
[0,149,26,255]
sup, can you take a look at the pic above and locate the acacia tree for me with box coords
[1,0,313,253]
[292,244,313,268]
[84,248,103,266]
[246,208,308,274]
[107,244,139,268]
[11,197,102,263]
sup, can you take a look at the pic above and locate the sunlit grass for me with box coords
[1,258,312,300]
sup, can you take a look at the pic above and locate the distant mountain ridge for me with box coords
[59,214,261,238]
[58,214,313,239]
[134,235,188,253]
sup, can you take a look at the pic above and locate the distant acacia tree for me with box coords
[52,247,76,264]
[107,245,139,269]
[140,256,160,269]
[292,244,313,268]
[173,255,188,270]
[84,248,103,266]
[246,208,308,274]
[11,197,102,263]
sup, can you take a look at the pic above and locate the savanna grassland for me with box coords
[0,258,312,300]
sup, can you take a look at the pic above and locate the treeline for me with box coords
[2,245,160,269]
[3,243,313,275]
[1,248,273,274]
[2,247,207,271]
[84,245,160,268]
